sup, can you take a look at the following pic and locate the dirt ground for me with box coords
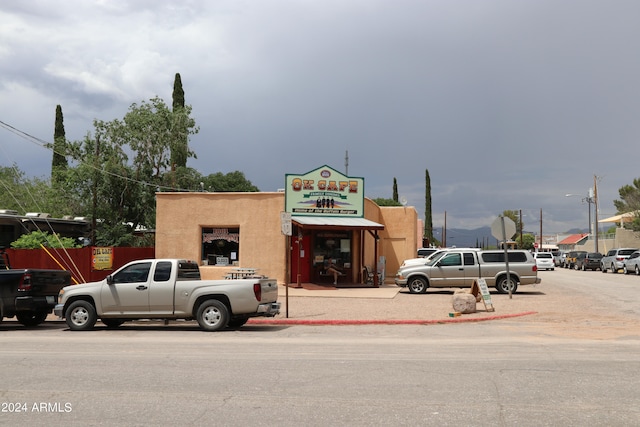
[278,277,640,340]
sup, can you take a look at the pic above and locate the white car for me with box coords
[534,252,555,271]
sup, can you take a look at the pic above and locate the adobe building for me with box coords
[155,165,421,286]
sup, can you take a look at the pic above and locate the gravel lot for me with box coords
[277,269,640,340]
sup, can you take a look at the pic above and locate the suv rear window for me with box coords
[481,252,528,263]
[619,249,637,256]
[536,253,553,258]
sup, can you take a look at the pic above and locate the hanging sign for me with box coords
[285,165,364,217]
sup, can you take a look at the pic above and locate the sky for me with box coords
[1,0,639,235]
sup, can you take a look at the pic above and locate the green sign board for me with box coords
[285,165,364,217]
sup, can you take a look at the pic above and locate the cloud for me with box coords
[1,0,638,233]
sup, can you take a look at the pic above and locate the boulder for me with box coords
[452,292,477,314]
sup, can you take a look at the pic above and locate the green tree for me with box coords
[171,73,189,168]
[392,177,398,202]
[200,171,259,192]
[614,178,640,231]
[424,169,433,245]
[51,105,68,188]
[372,198,401,207]
[517,233,536,250]
[502,210,523,240]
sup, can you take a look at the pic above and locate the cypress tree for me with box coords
[424,169,433,245]
[392,177,398,202]
[171,73,187,168]
[51,104,68,186]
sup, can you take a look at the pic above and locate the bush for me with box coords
[10,231,81,249]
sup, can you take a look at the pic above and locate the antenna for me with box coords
[345,150,349,175]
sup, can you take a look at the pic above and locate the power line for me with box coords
[0,119,193,192]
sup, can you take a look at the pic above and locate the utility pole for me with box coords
[539,208,543,251]
[594,175,599,253]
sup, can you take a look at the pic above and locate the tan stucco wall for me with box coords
[377,206,420,278]
[156,192,420,284]
[156,192,287,282]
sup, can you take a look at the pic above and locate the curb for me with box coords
[247,311,538,325]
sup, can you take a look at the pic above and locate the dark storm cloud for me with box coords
[1,0,639,233]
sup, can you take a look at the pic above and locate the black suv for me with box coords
[563,251,587,269]
[576,252,602,271]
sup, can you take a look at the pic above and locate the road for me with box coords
[1,268,639,426]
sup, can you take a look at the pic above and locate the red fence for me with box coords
[5,247,155,284]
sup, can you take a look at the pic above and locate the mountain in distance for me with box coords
[441,226,493,248]
[442,226,588,248]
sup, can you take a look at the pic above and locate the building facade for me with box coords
[155,167,420,285]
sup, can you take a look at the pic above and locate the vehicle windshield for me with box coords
[425,251,447,266]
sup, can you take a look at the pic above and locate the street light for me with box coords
[566,176,599,253]
[565,191,595,235]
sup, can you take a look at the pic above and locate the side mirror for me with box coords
[106,275,114,285]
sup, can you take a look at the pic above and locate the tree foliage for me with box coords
[10,231,80,249]
[372,198,402,207]
[51,104,68,187]
[424,169,433,244]
[515,233,535,250]
[502,210,523,239]
[614,177,640,231]
[171,73,188,168]
[392,177,398,202]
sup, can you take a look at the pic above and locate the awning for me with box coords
[292,216,384,230]
[598,212,637,223]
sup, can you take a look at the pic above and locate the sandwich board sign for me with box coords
[471,279,495,312]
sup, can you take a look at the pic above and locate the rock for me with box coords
[452,293,477,314]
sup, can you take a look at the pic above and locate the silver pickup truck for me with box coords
[395,249,540,294]
[54,259,280,331]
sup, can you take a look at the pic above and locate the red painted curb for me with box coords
[248,311,538,325]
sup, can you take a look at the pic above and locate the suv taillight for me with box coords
[18,273,32,292]
[532,265,538,272]
[253,283,262,302]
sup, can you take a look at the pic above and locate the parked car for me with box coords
[533,252,554,271]
[623,250,640,275]
[563,251,587,269]
[417,248,438,258]
[572,252,586,270]
[553,251,566,267]
[601,248,638,273]
[576,252,603,271]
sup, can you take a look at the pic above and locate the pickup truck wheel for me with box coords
[16,311,48,327]
[408,277,428,294]
[196,299,229,331]
[102,319,125,328]
[496,277,518,294]
[65,300,97,331]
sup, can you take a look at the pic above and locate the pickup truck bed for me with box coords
[0,268,72,326]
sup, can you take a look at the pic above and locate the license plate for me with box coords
[46,296,55,304]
